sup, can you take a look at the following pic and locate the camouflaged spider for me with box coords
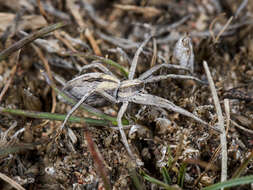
[59,36,218,161]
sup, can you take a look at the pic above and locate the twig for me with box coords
[0,22,67,61]
[32,45,56,113]
[211,0,222,13]
[203,61,227,184]
[231,120,253,134]
[0,172,25,190]
[85,28,102,56]
[39,1,70,20]
[66,0,86,28]
[235,0,248,18]
[150,38,157,67]
[58,30,91,51]
[185,159,218,171]
[215,16,233,43]
[54,31,88,65]
[154,15,191,36]
[96,31,139,49]
[0,50,20,102]
[81,1,108,28]
[37,0,52,23]
[231,151,253,178]
[84,130,111,190]
[190,17,253,40]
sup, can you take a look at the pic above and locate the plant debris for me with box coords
[0,1,252,189]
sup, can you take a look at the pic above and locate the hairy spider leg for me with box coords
[117,101,136,160]
[128,36,152,80]
[115,36,152,162]
[58,78,121,138]
[127,93,220,133]
[56,88,97,138]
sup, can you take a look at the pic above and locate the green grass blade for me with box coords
[203,175,253,190]
[167,146,174,171]
[177,163,187,188]
[130,169,144,190]
[141,170,180,190]
[64,52,129,78]
[161,167,171,185]
[0,107,108,126]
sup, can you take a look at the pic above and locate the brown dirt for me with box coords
[0,0,252,189]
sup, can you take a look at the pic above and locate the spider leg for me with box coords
[59,87,120,136]
[58,83,121,137]
[129,36,152,80]
[56,88,96,138]
[127,93,220,132]
[144,74,207,85]
[139,63,192,80]
[80,61,116,76]
[117,102,135,160]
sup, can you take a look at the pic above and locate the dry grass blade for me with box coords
[209,13,226,42]
[215,16,233,43]
[203,61,227,184]
[195,99,231,185]
[224,99,230,133]
[0,172,25,190]
[208,14,233,43]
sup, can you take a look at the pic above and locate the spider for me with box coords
[58,36,219,162]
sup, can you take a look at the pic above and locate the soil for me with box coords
[0,0,252,189]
